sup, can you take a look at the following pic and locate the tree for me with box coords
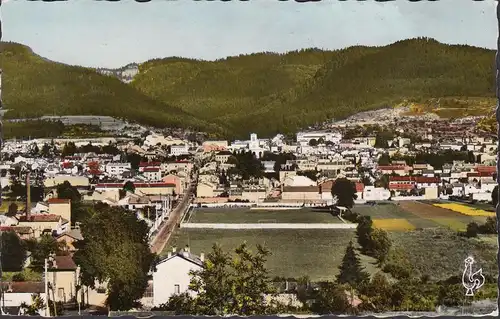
[465,222,479,238]
[356,216,373,252]
[367,229,392,264]
[153,292,196,314]
[1,231,27,271]
[331,178,357,208]
[123,181,136,193]
[62,142,77,157]
[337,241,370,289]
[360,272,393,311]
[56,181,81,202]
[170,243,276,315]
[25,234,66,272]
[312,281,349,314]
[481,217,497,234]
[40,143,52,158]
[73,204,157,311]
[308,139,318,147]
[20,294,45,316]
[492,185,498,207]
[5,202,18,217]
[377,153,391,166]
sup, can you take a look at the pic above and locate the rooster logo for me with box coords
[462,256,485,296]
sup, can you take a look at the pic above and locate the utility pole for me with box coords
[44,258,50,317]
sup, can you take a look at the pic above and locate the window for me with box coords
[58,288,64,299]
[174,284,180,294]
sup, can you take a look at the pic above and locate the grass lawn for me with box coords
[388,228,498,281]
[166,228,367,281]
[186,208,343,224]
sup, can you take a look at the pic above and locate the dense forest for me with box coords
[1,38,496,139]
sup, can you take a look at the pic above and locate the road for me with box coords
[150,176,195,255]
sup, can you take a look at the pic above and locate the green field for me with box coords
[388,228,498,281]
[167,228,366,281]
[186,208,343,224]
[166,226,498,282]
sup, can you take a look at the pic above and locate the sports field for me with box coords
[185,207,343,224]
[167,228,370,281]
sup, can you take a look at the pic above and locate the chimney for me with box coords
[184,245,190,253]
[167,252,172,258]
[26,172,31,220]
[172,246,176,253]
[200,253,205,262]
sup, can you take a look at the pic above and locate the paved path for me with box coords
[150,178,195,254]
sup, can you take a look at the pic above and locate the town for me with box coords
[0,108,498,316]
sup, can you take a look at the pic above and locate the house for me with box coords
[318,180,364,203]
[56,228,84,253]
[162,174,183,195]
[143,167,162,181]
[0,226,35,240]
[16,214,69,238]
[138,161,161,173]
[0,282,46,311]
[202,140,228,153]
[281,186,321,202]
[170,144,189,156]
[215,151,232,164]
[46,255,80,304]
[196,181,216,198]
[48,198,72,225]
[153,247,204,307]
[378,165,409,176]
[105,162,131,176]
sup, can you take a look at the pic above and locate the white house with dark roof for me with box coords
[152,246,204,307]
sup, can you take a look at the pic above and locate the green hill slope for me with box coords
[2,39,496,139]
[0,42,224,135]
[133,38,496,138]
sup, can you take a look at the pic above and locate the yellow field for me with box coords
[433,203,495,217]
[372,218,416,231]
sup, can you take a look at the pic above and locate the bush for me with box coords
[382,263,411,280]
[465,222,479,238]
[12,273,25,282]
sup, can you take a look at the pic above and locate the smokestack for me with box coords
[26,172,31,219]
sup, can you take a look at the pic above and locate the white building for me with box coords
[362,186,391,201]
[170,144,190,156]
[153,248,204,307]
[296,131,342,146]
[105,162,132,176]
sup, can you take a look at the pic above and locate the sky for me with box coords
[1,0,498,69]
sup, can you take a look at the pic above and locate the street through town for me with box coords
[150,178,195,255]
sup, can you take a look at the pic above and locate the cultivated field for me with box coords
[186,208,343,224]
[166,228,369,281]
[399,201,488,231]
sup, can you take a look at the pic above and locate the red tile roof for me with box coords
[1,282,45,294]
[50,255,78,271]
[62,162,74,169]
[319,180,364,193]
[389,183,415,190]
[48,198,71,204]
[143,167,160,172]
[96,182,175,188]
[389,176,440,183]
[475,166,496,173]
[378,165,406,171]
[17,214,62,223]
[139,162,161,167]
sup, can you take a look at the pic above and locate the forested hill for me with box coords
[0,42,226,136]
[132,38,495,138]
[1,38,496,139]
